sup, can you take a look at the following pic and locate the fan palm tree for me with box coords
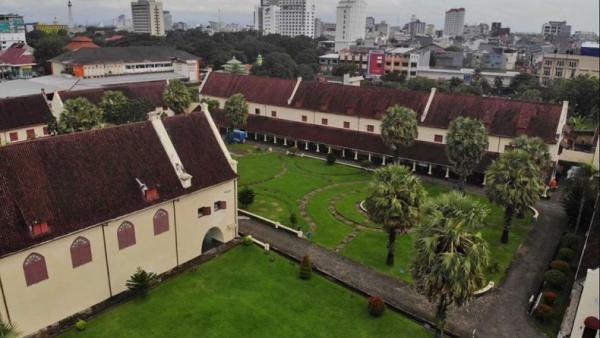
[485,149,544,243]
[381,105,418,163]
[562,163,599,233]
[0,319,17,338]
[412,192,490,338]
[445,117,489,193]
[365,164,425,266]
[510,135,551,172]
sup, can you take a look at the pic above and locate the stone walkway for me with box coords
[239,195,568,338]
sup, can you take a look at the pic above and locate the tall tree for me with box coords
[224,94,249,129]
[99,90,129,123]
[485,149,544,243]
[510,135,551,172]
[446,117,489,193]
[163,79,194,114]
[250,52,297,79]
[412,192,490,338]
[561,164,599,233]
[365,165,425,266]
[380,105,418,163]
[518,89,542,102]
[57,98,104,133]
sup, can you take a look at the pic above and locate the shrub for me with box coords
[557,247,576,262]
[361,159,374,168]
[367,296,386,317]
[289,146,299,155]
[326,152,336,165]
[543,269,568,289]
[486,260,500,274]
[126,267,157,296]
[289,213,298,228]
[533,304,553,321]
[242,235,253,246]
[299,255,312,280]
[543,291,558,305]
[75,319,87,331]
[560,233,579,250]
[238,187,256,208]
[550,260,570,274]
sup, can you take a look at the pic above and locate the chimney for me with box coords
[148,112,193,189]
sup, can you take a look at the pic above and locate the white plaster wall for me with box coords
[0,124,48,145]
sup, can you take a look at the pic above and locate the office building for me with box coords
[257,0,315,38]
[407,19,426,36]
[540,53,599,85]
[163,11,172,31]
[0,13,25,33]
[443,8,465,37]
[131,0,165,36]
[335,0,367,51]
[542,21,571,36]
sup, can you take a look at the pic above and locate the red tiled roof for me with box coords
[65,36,99,51]
[201,72,297,107]
[291,82,431,119]
[0,94,53,131]
[425,93,563,143]
[209,110,496,173]
[0,43,35,66]
[0,113,236,256]
[59,81,167,107]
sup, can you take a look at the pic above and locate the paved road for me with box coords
[239,195,568,338]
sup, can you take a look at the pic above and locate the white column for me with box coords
[368,153,372,161]
[428,164,432,175]
[263,134,267,142]
[328,146,332,154]
[305,142,309,150]
[295,140,298,148]
[284,138,288,146]
[482,176,487,186]
[254,133,258,140]
[273,136,277,144]
[342,149,346,157]
[412,161,417,172]
[445,167,450,179]
[316,144,320,153]
[354,151,358,160]
[382,156,386,165]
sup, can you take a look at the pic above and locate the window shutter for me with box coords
[71,237,92,268]
[118,222,136,250]
[23,253,49,286]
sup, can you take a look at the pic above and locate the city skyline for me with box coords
[0,0,598,33]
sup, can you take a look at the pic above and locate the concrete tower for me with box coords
[68,0,74,28]
[335,0,367,51]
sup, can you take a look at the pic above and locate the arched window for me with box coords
[117,222,136,250]
[70,237,92,268]
[153,209,169,235]
[23,253,49,286]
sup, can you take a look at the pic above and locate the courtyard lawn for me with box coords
[60,246,430,338]
[236,149,535,285]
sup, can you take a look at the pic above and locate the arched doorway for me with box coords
[202,227,224,253]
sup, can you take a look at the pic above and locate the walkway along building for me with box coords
[199,72,579,182]
[0,111,238,336]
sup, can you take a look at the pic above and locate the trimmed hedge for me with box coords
[557,248,576,262]
[550,260,571,274]
[543,269,568,289]
[367,296,386,317]
[543,291,557,305]
[534,304,553,321]
[560,233,579,250]
[242,235,254,246]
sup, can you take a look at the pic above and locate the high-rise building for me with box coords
[443,8,465,37]
[131,0,165,36]
[163,11,172,31]
[407,18,426,36]
[257,0,314,38]
[335,0,367,51]
[0,14,25,33]
[542,21,571,36]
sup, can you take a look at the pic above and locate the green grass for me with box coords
[236,151,535,285]
[60,246,430,338]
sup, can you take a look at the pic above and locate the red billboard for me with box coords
[367,50,385,77]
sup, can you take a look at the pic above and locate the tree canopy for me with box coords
[163,79,194,114]
[380,105,418,161]
[224,94,249,129]
[446,117,489,192]
[57,98,105,133]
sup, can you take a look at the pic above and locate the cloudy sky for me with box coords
[1,0,598,33]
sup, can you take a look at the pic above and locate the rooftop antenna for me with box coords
[68,1,74,28]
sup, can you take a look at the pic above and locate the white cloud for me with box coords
[1,0,598,33]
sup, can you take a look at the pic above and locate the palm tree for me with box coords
[0,319,17,338]
[510,135,551,172]
[380,105,418,163]
[485,149,544,243]
[445,117,489,193]
[562,163,599,233]
[365,164,425,266]
[412,192,490,338]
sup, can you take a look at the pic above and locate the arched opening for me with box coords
[202,227,224,253]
